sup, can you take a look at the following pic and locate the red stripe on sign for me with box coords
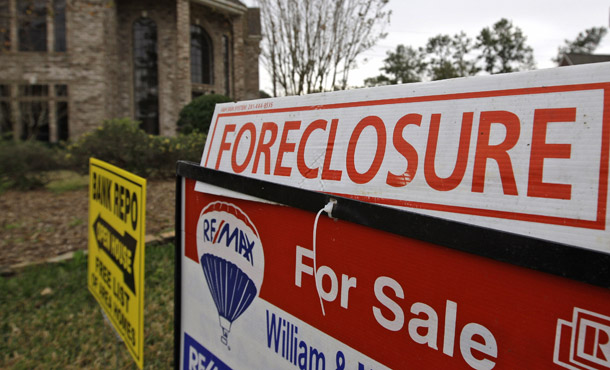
[182,188,610,369]
[595,88,610,228]
[205,83,610,122]
[204,114,223,170]
[328,192,606,230]
[184,179,201,262]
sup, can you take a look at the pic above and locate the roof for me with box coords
[559,53,610,66]
[192,0,248,15]
[225,0,246,6]
[247,8,261,36]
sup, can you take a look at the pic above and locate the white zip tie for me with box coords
[313,199,336,316]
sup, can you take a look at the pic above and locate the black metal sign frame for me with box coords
[174,160,610,367]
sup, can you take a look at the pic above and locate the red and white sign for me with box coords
[197,63,610,254]
[180,179,610,369]
[555,307,610,369]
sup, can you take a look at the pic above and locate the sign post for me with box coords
[176,63,610,369]
[88,158,146,369]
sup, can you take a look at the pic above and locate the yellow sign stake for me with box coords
[88,158,146,369]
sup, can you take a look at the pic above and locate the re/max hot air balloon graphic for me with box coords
[196,201,265,350]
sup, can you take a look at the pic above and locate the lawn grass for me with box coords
[0,170,88,195]
[0,243,175,369]
[45,170,89,193]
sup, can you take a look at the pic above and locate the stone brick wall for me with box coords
[67,0,117,137]
[0,0,118,139]
[243,8,261,101]
[190,3,233,98]
[175,0,191,119]
[116,0,180,136]
[0,0,260,140]
[189,3,262,102]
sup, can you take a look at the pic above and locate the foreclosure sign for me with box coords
[178,179,610,369]
[196,63,610,254]
[179,63,610,370]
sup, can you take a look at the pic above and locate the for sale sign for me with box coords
[178,63,610,369]
[88,158,146,369]
[178,178,610,369]
[197,63,610,255]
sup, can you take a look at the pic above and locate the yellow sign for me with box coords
[88,158,146,369]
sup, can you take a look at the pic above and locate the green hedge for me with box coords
[0,140,64,190]
[177,94,232,134]
[0,118,206,191]
[66,118,151,175]
[67,118,206,178]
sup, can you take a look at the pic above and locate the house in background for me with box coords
[559,53,610,66]
[0,0,261,141]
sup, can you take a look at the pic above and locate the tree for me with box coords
[177,94,233,134]
[425,32,479,80]
[553,27,608,64]
[364,44,426,86]
[365,33,479,86]
[258,0,391,96]
[476,18,534,74]
[363,19,535,86]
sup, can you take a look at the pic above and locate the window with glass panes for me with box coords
[190,25,213,85]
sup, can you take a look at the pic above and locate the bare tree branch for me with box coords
[259,0,390,96]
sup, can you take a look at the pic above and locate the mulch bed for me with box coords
[0,180,175,268]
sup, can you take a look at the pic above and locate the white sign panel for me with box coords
[197,63,610,254]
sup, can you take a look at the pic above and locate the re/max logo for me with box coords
[201,217,255,266]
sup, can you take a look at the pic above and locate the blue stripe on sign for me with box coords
[184,332,232,370]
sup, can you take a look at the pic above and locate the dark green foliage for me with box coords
[364,34,480,86]
[177,94,232,135]
[554,27,608,64]
[0,140,62,190]
[476,18,534,74]
[66,118,151,176]
[0,118,206,190]
[426,32,479,81]
[147,131,207,178]
[67,118,206,178]
[364,45,427,86]
[364,18,536,85]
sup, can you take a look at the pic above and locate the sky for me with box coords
[242,0,610,93]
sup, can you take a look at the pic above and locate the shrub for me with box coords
[67,118,151,176]
[0,118,207,190]
[0,140,62,190]
[67,118,206,179]
[147,131,206,178]
[177,94,232,134]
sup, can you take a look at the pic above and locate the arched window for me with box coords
[133,17,159,135]
[222,34,230,96]
[54,0,66,52]
[0,1,11,52]
[190,25,213,84]
[18,0,47,51]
